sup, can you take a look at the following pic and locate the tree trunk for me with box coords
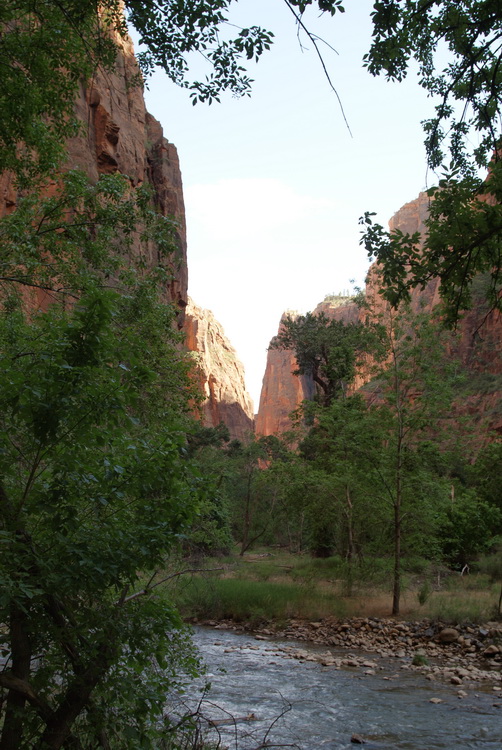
[392,424,403,616]
[37,640,116,750]
[392,501,401,616]
[1,603,32,749]
[345,485,354,597]
[240,468,253,556]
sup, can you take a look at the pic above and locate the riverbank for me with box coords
[194,615,502,689]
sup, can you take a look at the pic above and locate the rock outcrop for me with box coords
[184,299,254,441]
[256,191,502,437]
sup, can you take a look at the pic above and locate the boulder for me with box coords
[438,628,459,643]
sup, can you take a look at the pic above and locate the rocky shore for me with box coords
[200,616,502,692]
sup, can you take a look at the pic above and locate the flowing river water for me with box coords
[177,626,502,750]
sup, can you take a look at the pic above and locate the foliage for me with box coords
[0,286,202,748]
[365,308,464,613]
[294,396,386,564]
[438,490,502,567]
[0,0,116,183]
[0,170,179,301]
[361,0,502,323]
[411,653,429,666]
[467,441,502,511]
[224,437,289,555]
[185,424,234,556]
[0,162,202,746]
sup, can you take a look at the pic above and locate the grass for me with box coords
[163,548,502,625]
[172,577,347,625]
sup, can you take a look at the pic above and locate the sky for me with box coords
[133,0,438,409]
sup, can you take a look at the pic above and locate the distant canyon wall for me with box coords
[184,299,254,441]
[256,191,502,437]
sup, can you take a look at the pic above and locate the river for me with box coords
[172,626,502,750]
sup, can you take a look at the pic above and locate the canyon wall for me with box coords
[256,192,502,437]
[1,32,258,438]
[184,299,254,441]
[0,33,188,321]
[255,312,315,437]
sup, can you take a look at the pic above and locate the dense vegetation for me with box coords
[0,1,501,748]
[191,306,501,615]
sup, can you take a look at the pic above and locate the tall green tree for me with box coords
[0,168,203,746]
[368,308,464,614]
[0,287,201,749]
[296,396,385,579]
[225,437,286,556]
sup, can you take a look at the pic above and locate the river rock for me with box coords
[438,628,459,643]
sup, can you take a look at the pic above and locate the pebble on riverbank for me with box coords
[201,616,502,689]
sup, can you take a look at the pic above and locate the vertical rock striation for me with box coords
[184,299,254,441]
[0,32,188,321]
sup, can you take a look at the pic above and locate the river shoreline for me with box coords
[191,624,502,749]
[193,615,502,690]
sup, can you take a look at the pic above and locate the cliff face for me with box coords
[184,299,254,441]
[256,191,502,437]
[255,312,315,437]
[0,33,188,320]
[1,33,259,440]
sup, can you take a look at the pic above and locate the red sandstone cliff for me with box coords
[0,33,188,320]
[184,299,254,441]
[256,192,502,437]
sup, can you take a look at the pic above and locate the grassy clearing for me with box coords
[164,548,501,625]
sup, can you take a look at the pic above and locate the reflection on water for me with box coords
[176,626,502,750]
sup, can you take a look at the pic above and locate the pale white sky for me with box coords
[134,0,437,409]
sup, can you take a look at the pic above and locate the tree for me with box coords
[225,437,285,556]
[0,288,201,749]
[438,490,501,567]
[0,166,205,746]
[270,312,385,406]
[367,307,464,614]
[296,395,385,581]
[361,0,502,324]
[185,423,234,556]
